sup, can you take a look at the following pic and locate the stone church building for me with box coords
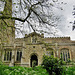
[0,32,75,67]
[0,0,75,67]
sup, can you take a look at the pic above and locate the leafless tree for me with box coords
[0,0,65,37]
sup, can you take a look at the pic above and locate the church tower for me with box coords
[0,0,15,45]
[0,0,15,61]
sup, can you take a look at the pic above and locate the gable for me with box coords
[24,32,44,44]
[25,32,43,38]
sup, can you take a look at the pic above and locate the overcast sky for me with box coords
[54,0,75,40]
[62,0,75,40]
[12,0,75,40]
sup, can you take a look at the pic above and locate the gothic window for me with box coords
[60,48,70,61]
[16,51,22,61]
[32,36,37,43]
[46,48,54,56]
[4,49,12,61]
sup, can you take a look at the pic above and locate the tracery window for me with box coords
[60,48,70,61]
[16,51,22,61]
[4,49,12,61]
[46,48,54,56]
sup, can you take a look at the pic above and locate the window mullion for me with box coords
[6,51,7,61]
[19,51,20,61]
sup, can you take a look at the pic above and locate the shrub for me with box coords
[42,55,64,75]
[62,66,75,75]
[0,63,48,75]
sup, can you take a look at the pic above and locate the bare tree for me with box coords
[72,5,75,30]
[0,0,65,37]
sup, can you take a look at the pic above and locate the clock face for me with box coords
[0,1,5,12]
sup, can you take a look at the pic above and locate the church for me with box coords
[0,0,75,67]
[0,32,75,67]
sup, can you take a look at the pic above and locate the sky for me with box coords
[12,0,75,40]
[57,0,75,40]
[47,0,75,40]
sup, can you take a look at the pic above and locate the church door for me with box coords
[30,54,38,67]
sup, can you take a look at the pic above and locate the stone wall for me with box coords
[1,32,75,67]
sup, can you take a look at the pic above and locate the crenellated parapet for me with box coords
[45,36,70,39]
[44,36,72,43]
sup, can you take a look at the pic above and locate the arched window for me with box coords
[60,48,70,61]
[46,48,54,56]
[4,49,12,61]
[16,51,22,61]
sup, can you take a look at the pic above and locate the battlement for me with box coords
[44,36,72,43]
[45,36,70,38]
